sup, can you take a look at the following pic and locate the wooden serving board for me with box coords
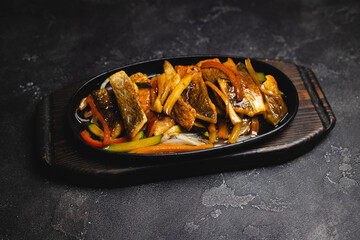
[36,59,335,184]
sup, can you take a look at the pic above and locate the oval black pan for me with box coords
[67,56,299,161]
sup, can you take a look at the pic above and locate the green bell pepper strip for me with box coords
[103,135,162,152]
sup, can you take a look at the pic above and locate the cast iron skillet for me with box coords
[67,56,299,161]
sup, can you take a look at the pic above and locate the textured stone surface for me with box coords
[1,0,359,239]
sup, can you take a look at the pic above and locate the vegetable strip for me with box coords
[88,123,104,138]
[218,119,228,139]
[163,74,193,115]
[245,58,262,86]
[208,123,217,143]
[80,130,104,147]
[104,135,162,152]
[152,74,166,113]
[129,143,214,154]
[228,123,242,144]
[110,136,128,144]
[87,94,111,145]
[250,117,259,136]
[146,114,159,137]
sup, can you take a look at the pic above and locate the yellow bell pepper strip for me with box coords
[228,123,242,144]
[87,94,111,146]
[208,123,217,143]
[160,83,171,105]
[80,130,104,148]
[200,60,243,101]
[205,81,242,125]
[129,143,214,154]
[87,123,104,138]
[163,74,194,116]
[164,125,181,136]
[103,135,162,152]
[161,60,178,104]
[152,74,166,113]
[245,58,262,86]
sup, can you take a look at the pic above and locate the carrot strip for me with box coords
[201,60,243,101]
[129,143,214,154]
[87,94,111,146]
[223,58,240,76]
[205,81,242,125]
[218,119,228,139]
[250,117,259,136]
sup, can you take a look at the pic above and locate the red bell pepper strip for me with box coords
[80,130,104,147]
[110,136,128,144]
[146,114,158,137]
[201,61,243,101]
[87,94,111,146]
[151,80,158,95]
[81,130,128,148]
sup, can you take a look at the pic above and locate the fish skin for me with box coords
[175,65,217,123]
[170,96,196,131]
[91,88,123,138]
[109,71,147,138]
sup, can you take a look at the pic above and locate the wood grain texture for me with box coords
[36,60,336,180]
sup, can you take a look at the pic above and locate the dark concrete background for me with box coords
[1,0,359,239]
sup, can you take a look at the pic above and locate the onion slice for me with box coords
[100,78,110,89]
[75,108,90,123]
[162,133,207,146]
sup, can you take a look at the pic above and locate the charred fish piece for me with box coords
[171,96,196,131]
[233,63,266,116]
[260,75,288,125]
[109,71,147,138]
[91,88,122,138]
[175,65,217,124]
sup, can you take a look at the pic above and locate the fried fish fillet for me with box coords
[109,71,147,138]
